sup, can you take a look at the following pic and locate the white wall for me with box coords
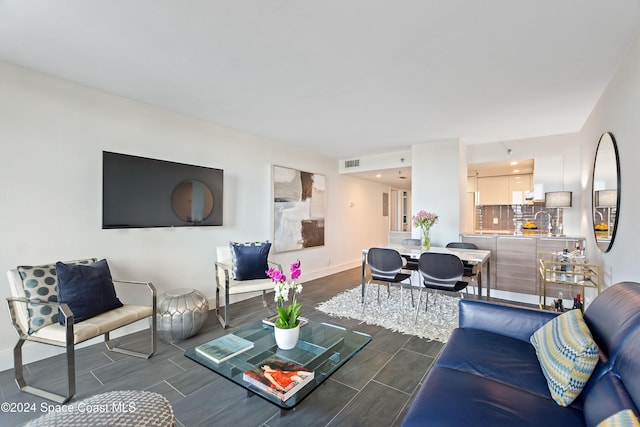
[411,140,463,246]
[0,61,390,370]
[577,30,640,287]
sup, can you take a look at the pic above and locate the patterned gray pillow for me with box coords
[18,259,96,333]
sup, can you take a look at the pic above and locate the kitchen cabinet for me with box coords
[477,176,509,205]
[461,234,497,290]
[508,174,532,204]
[477,174,532,205]
[496,236,537,294]
[461,234,587,297]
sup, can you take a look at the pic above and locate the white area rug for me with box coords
[316,285,459,342]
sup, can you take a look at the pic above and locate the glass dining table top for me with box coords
[184,319,372,409]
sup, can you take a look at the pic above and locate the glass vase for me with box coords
[422,228,431,251]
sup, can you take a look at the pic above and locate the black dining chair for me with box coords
[415,252,468,321]
[446,242,481,296]
[401,238,422,272]
[365,247,414,316]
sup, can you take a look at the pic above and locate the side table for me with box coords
[157,288,209,341]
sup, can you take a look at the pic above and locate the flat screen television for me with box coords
[102,151,223,229]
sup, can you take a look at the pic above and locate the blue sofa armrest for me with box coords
[459,299,559,342]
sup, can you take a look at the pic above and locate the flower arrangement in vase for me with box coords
[413,210,439,250]
[266,260,304,349]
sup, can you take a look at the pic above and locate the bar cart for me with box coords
[538,252,601,311]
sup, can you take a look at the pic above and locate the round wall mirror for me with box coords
[171,179,214,224]
[592,132,620,253]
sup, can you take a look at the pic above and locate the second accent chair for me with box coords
[415,252,468,319]
[215,241,281,328]
[365,247,414,315]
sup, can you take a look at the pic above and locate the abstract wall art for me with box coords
[272,165,326,253]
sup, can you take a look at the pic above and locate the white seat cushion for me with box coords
[31,304,153,344]
[227,277,274,294]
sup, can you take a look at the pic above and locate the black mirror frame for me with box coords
[591,132,621,253]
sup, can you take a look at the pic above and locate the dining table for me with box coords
[361,244,492,301]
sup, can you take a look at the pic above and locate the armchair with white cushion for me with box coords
[215,241,281,328]
[6,258,156,404]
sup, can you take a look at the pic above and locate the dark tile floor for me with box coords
[0,268,446,427]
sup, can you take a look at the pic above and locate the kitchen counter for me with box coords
[466,231,585,239]
[461,234,587,298]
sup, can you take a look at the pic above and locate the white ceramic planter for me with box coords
[274,324,300,350]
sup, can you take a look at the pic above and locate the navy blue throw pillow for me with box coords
[56,259,123,324]
[230,241,271,280]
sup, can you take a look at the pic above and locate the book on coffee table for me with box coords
[243,355,314,401]
[195,334,254,364]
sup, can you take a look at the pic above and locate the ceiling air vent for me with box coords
[344,159,360,168]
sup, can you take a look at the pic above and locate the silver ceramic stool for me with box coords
[157,288,209,341]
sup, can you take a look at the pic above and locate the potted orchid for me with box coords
[267,260,304,349]
[413,210,439,250]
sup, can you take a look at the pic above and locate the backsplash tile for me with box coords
[476,204,565,233]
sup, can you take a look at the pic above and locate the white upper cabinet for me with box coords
[477,176,509,205]
[477,174,532,205]
[509,174,532,204]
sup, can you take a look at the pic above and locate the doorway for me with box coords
[390,189,411,232]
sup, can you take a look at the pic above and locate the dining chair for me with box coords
[400,238,422,272]
[365,248,414,316]
[446,242,481,296]
[415,252,468,321]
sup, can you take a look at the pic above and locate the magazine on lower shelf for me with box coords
[243,355,315,401]
[195,334,254,364]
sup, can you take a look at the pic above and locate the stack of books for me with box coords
[243,355,315,401]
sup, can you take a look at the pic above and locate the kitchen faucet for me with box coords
[534,210,552,235]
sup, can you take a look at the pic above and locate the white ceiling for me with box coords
[1,1,639,160]
[348,167,413,190]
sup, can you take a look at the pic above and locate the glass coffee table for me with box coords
[184,320,371,410]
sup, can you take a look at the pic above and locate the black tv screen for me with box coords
[102,151,223,228]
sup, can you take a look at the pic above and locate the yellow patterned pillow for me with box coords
[530,309,600,406]
[596,409,640,427]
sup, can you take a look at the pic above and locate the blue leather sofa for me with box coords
[402,282,640,426]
